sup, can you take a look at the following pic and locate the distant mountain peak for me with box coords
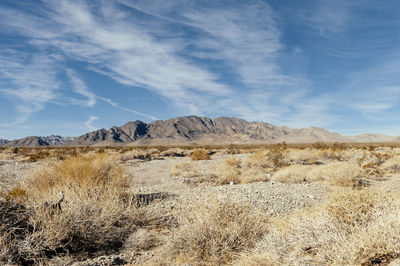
[68,116,349,146]
[3,116,398,147]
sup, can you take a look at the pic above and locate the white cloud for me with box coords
[66,69,158,120]
[84,115,98,131]
[313,2,350,35]
[0,0,336,129]
[118,0,328,125]
[66,69,96,107]
[0,51,60,125]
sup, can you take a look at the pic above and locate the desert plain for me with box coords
[1,143,400,265]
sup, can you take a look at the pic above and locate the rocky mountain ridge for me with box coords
[2,135,75,147]
[1,116,399,146]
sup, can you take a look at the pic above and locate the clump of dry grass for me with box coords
[170,162,198,178]
[0,153,161,264]
[272,164,316,184]
[286,148,343,164]
[234,188,400,265]
[380,155,400,174]
[216,157,269,185]
[245,147,290,171]
[24,153,127,199]
[216,158,242,185]
[161,148,187,157]
[0,185,27,204]
[28,150,51,162]
[190,149,210,161]
[120,148,160,161]
[165,199,268,265]
[272,162,364,187]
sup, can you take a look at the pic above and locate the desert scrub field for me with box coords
[1,143,400,264]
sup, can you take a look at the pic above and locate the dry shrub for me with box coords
[246,150,268,168]
[216,158,242,185]
[356,151,392,178]
[161,148,187,157]
[0,149,14,160]
[124,228,161,251]
[25,153,127,199]
[286,148,343,164]
[166,199,268,265]
[170,162,198,178]
[272,162,363,187]
[216,157,269,185]
[272,165,316,184]
[28,150,51,162]
[246,148,289,170]
[319,162,364,187]
[120,149,158,161]
[324,188,388,227]
[234,188,400,265]
[225,157,241,167]
[0,153,158,264]
[191,149,210,161]
[381,155,400,174]
[0,185,27,204]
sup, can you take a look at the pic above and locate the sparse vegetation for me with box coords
[165,199,268,265]
[191,148,211,160]
[0,153,164,265]
[1,143,400,264]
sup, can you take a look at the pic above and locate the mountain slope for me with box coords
[346,134,398,143]
[5,116,399,147]
[2,135,75,147]
[4,136,50,147]
[70,116,348,146]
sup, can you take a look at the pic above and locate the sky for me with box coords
[1,0,400,139]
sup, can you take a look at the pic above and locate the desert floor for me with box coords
[1,144,400,265]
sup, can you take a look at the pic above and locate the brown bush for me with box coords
[234,188,400,265]
[0,153,161,264]
[191,149,210,161]
[165,199,268,265]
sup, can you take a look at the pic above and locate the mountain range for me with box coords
[2,135,75,147]
[1,116,399,146]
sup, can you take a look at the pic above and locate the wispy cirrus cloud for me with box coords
[310,0,353,36]
[66,69,158,120]
[118,0,331,126]
[341,56,400,120]
[84,115,98,131]
[0,50,60,125]
[66,69,97,107]
[0,0,337,131]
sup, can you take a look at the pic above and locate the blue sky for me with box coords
[1,0,400,139]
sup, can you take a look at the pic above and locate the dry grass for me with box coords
[120,148,160,161]
[0,153,163,265]
[216,157,269,185]
[245,148,289,169]
[381,155,400,174]
[272,162,364,187]
[0,185,27,204]
[191,149,211,161]
[170,162,198,178]
[234,188,400,265]
[272,164,316,184]
[165,199,268,265]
